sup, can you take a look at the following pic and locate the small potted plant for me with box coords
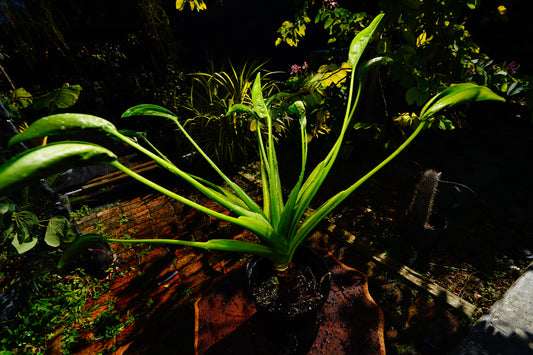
[0,13,504,349]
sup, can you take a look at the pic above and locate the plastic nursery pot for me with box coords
[404,212,448,252]
[246,245,331,354]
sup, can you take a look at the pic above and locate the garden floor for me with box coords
[2,107,532,354]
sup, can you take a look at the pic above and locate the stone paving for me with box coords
[450,262,533,354]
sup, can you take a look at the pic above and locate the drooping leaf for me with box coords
[11,235,38,254]
[12,88,33,108]
[12,211,39,244]
[0,142,117,193]
[227,103,257,117]
[348,13,385,69]
[356,56,393,82]
[0,196,15,230]
[33,85,82,112]
[8,114,118,147]
[121,104,179,123]
[45,216,76,247]
[420,83,505,120]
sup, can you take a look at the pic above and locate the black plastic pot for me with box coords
[246,245,331,354]
[403,211,448,251]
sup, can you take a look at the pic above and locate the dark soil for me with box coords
[248,250,330,317]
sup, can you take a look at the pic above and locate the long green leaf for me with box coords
[227,103,257,117]
[109,161,286,248]
[278,101,308,238]
[122,104,264,217]
[420,83,505,120]
[105,237,287,268]
[8,114,118,147]
[252,74,283,227]
[348,13,385,69]
[291,120,427,254]
[122,104,179,123]
[290,14,385,223]
[0,142,118,193]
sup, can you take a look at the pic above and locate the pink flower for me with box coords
[507,61,519,75]
[324,0,339,9]
[290,64,302,75]
[290,62,309,76]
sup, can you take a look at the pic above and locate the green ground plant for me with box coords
[0,196,78,254]
[0,269,121,354]
[0,14,504,273]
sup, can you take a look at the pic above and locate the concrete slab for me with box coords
[450,262,533,354]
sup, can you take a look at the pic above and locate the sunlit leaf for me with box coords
[420,83,505,120]
[11,235,38,254]
[8,114,118,147]
[33,85,82,112]
[348,13,385,69]
[12,88,33,108]
[0,142,117,193]
[416,32,427,47]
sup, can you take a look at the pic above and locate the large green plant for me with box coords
[0,14,504,270]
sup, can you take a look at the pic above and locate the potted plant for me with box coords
[0,13,504,348]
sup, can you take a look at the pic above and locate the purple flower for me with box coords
[507,61,519,75]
